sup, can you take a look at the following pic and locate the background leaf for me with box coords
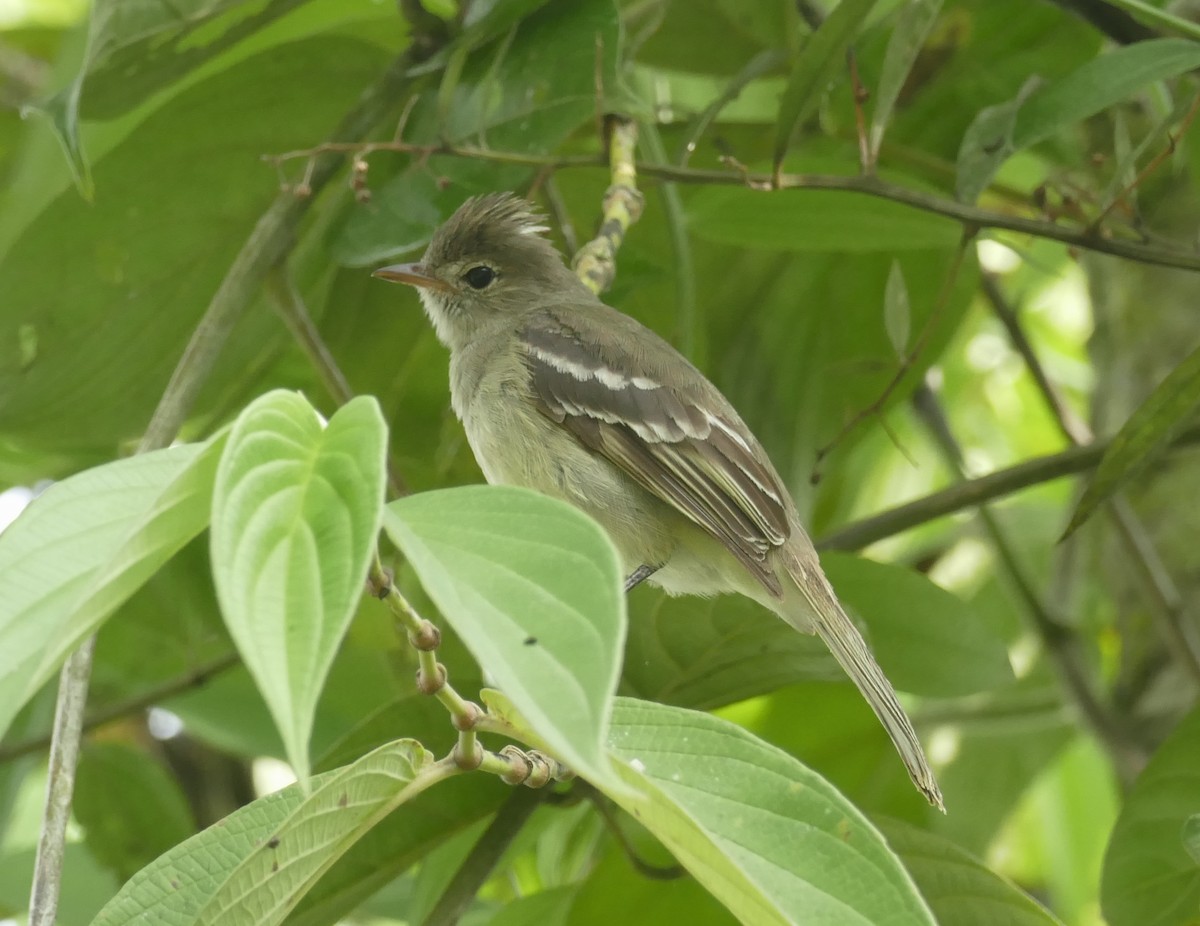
[1101,706,1200,926]
[0,437,222,742]
[1064,340,1200,537]
[822,552,1013,697]
[880,818,1065,925]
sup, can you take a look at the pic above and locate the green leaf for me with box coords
[603,698,936,926]
[0,436,224,742]
[957,38,1200,202]
[210,391,387,783]
[1013,38,1200,149]
[687,184,961,252]
[884,259,911,356]
[566,845,735,926]
[822,552,1013,697]
[879,818,1065,925]
[1101,705,1200,926]
[773,0,880,177]
[384,485,626,791]
[622,588,840,711]
[0,37,388,469]
[869,0,944,161]
[1063,340,1200,538]
[954,77,1038,204]
[74,743,196,883]
[89,739,452,926]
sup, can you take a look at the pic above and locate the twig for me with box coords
[573,116,644,296]
[847,48,873,175]
[28,639,94,926]
[0,653,240,765]
[421,788,545,926]
[1089,93,1200,235]
[815,425,1200,551]
[264,266,410,497]
[980,274,1091,444]
[264,141,1200,273]
[981,277,1200,684]
[588,787,685,880]
[910,385,1146,781]
[813,228,975,474]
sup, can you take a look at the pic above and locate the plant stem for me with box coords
[266,141,1200,274]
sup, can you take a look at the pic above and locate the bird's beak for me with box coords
[371,262,451,292]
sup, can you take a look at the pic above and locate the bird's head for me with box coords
[373,192,578,350]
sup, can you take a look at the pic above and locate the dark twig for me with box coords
[981,277,1200,684]
[421,788,545,926]
[264,142,1200,274]
[816,426,1200,551]
[0,653,241,765]
[911,385,1147,781]
[587,788,685,881]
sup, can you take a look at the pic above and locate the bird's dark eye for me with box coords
[463,265,496,289]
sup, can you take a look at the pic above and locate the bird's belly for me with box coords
[461,396,677,572]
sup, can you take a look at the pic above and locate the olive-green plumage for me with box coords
[374,192,943,810]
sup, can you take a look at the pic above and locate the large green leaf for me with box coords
[0,37,388,473]
[488,691,935,926]
[0,436,223,742]
[822,552,1013,697]
[879,818,1064,925]
[1063,340,1200,537]
[605,698,935,926]
[383,485,627,793]
[89,739,452,926]
[1101,705,1200,926]
[210,391,387,782]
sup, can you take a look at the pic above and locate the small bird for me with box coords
[374,192,943,810]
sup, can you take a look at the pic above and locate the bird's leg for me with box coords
[624,564,659,592]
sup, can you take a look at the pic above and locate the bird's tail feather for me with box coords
[782,552,945,811]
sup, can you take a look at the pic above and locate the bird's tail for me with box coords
[781,548,945,811]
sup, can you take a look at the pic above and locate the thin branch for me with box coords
[0,653,240,765]
[981,277,1200,684]
[421,788,545,926]
[981,274,1092,444]
[264,141,1200,274]
[911,385,1146,781]
[573,116,643,296]
[28,639,94,926]
[588,788,685,880]
[815,426,1200,551]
